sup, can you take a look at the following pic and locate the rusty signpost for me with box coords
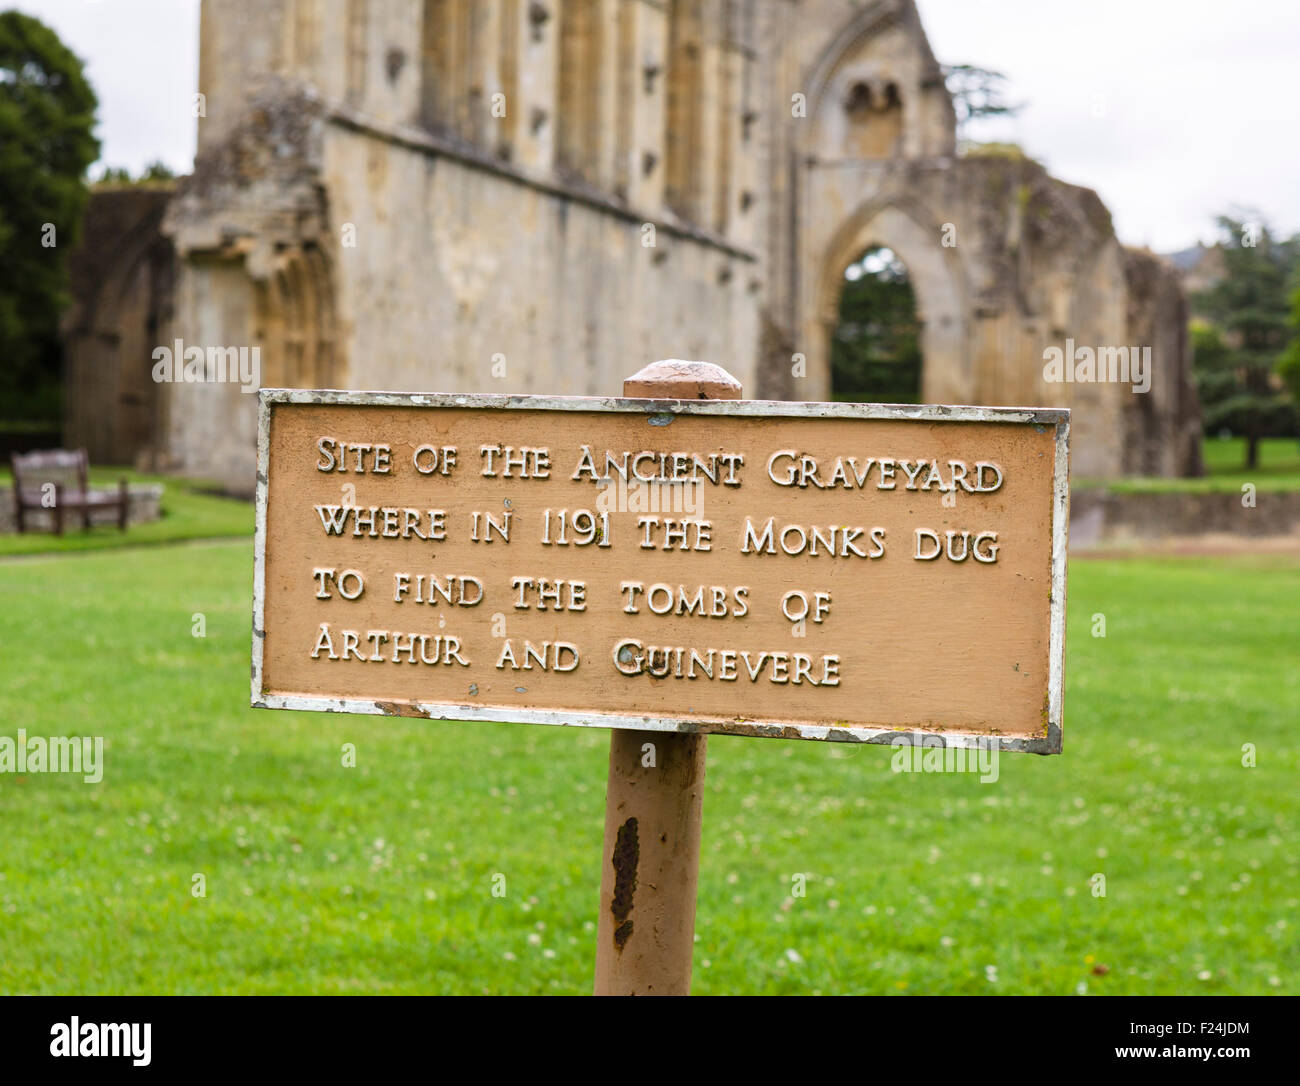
[252,360,1069,995]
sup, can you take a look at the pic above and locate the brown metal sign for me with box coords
[252,390,1069,753]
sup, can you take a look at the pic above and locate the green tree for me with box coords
[1276,283,1300,407]
[830,247,922,405]
[1192,216,1297,468]
[0,11,99,421]
[1191,321,1235,425]
[942,64,1022,142]
[95,159,177,186]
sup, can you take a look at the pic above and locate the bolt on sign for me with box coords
[252,390,1069,754]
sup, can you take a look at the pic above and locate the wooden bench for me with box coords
[11,449,129,534]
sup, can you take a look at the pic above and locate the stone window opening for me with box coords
[843,78,904,159]
[665,0,705,222]
[556,0,604,184]
[420,0,468,137]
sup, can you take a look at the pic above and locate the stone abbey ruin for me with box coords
[63,0,1200,492]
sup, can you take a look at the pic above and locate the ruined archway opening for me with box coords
[830,245,923,404]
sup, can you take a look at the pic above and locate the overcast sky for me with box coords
[13,0,1299,252]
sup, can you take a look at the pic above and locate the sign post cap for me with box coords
[623,359,743,400]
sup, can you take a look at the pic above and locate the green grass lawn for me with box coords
[0,542,1295,994]
[1079,436,1300,494]
[0,468,252,557]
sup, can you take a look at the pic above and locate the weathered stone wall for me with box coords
[756,0,1140,478]
[66,0,1201,491]
[63,187,176,467]
[160,0,765,490]
[320,119,761,398]
[1071,489,1300,544]
[754,0,955,399]
[1122,247,1203,477]
[163,259,263,489]
[791,148,1130,477]
[162,82,338,488]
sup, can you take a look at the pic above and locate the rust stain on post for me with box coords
[610,817,639,950]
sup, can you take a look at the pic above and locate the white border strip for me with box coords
[251,388,1070,755]
[256,386,1069,426]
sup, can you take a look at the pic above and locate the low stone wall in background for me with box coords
[1071,489,1300,547]
[0,484,163,534]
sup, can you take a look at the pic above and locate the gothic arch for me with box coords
[63,195,175,464]
[811,197,968,403]
[797,0,953,162]
[802,0,912,122]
